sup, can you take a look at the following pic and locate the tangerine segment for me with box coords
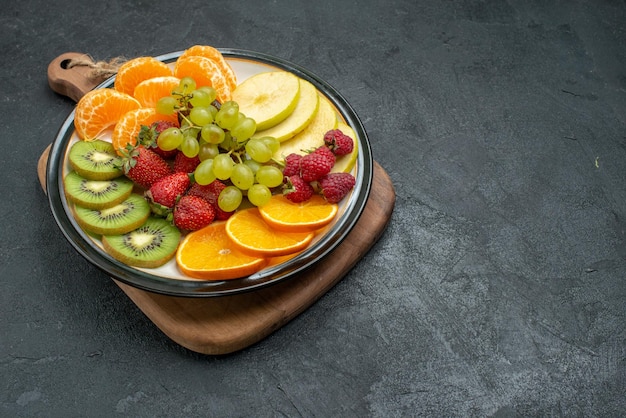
[173,55,232,103]
[133,76,180,108]
[258,195,338,232]
[176,221,267,280]
[178,45,237,91]
[111,108,178,153]
[114,56,173,96]
[226,208,315,257]
[74,89,141,141]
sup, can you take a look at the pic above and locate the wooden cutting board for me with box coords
[39,52,395,355]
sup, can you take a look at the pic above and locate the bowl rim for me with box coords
[46,48,373,297]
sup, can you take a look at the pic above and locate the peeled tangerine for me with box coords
[232,71,301,131]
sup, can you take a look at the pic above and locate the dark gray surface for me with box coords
[2,0,625,416]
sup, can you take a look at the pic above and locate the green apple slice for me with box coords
[232,71,300,131]
[253,78,319,142]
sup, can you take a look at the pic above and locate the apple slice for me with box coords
[331,122,359,174]
[253,78,319,142]
[232,71,300,131]
[273,94,338,160]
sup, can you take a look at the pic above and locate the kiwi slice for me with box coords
[73,193,150,236]
[64,171,134,209]
[68,139,123,180]
[102,217,181,268]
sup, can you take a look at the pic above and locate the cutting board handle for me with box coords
[47,52,110,102]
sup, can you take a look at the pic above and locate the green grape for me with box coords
[197,86,217,103]
[156,96,177,115]
[244,159,262,174]
[181,136,200,158]
[213,153,234,180]
[218,186,243,212]
[200,123,225,144]
[255,165,284,188]
[157,127,184,151]
[189,89,212,108]
[245,138,272,163]
[259,136,280,154]
[207,104,218,119]
[220,100,239,112]
[189,106,214,126]
[231,163,255,190]
[178,76,196,95]
[219,132,235,151]
[247,184,272,207]
[230,117,257,142]
[215,105,239,130]
[194,159,216,185]
[198,143,219,161]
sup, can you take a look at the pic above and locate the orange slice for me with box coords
[111,108,178,153]
[225,208,314,257]
[176,221,267,280]
[133,76,180,108]
[173,55,232,103]
[258,195,338,232]
[178,45,237,91]
[114,56,173,96]
[74,89,141,141]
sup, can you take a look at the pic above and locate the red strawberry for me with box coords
[145,172,191,216]
[173,151,201,174]
[138,120,179,159]
[186,180,233,220]
[317,172,356,203]
[120,145,171,189]
[173,195,216,231]
[283,175,314,203]
[282,153,303,177]
[300,146,335,182]
[323,129,354,156]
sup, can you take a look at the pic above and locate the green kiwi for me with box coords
[68,139,123,180]
[64,171,134,209]
[73,193,150,236]
[101,217,181,268]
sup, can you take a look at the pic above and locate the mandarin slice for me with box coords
[111,108,178,153]
[74,89,141,141]
[178,45,237,92]
[133,76,180,108]
[176,221,267,280]
[225,208,314,257]
[258,194,338,233]
[173,55,232,103]
[114,56,173,96]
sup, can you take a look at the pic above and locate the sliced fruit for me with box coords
[74,89,141,141]
[178,45,237,91]
[331,122,359,174]
[111,107,178,154]
[68,139,123,180]
[273,94,338,160]
[176,221,267,280]
[258,194,338,232]
[133,76,181,108]
[64,171,134,210]
[173,55,232,103]
[73,193,151,236]
[102,217,181,268]
[114,56,173,96]
[232,71,300,131]
[253,78,319,142]
[225,207,314,257]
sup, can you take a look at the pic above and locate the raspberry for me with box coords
[282,153,302,177]
[318,172,356,203]
[323,129,354,156]
[300,146,335,182]
[283,175,314,203]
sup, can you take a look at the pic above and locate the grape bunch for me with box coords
[155,77,283,212]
